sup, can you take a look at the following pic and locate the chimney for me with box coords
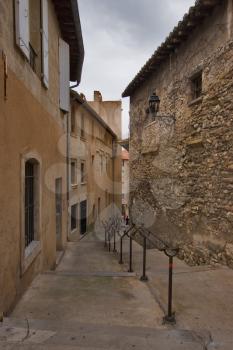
[94,91,102,102]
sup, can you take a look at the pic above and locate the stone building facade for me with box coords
[123,0,233,267]
[122,149,130,219]
[68,91,122,240]
[0,1,84,314]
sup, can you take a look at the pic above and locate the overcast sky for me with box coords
[77,0,195,138]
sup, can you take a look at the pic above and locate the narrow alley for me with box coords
[0,231,233,349]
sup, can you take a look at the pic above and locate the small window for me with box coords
[71,160,77,185]
[191,72,202,100]
[25,159,39,247]
[71,204,78,231]
[81,114,85,138]
[92,155,95,165]
[81,162,85,184]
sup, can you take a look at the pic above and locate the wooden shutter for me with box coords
[15,0,30,59]
[41,0,49,88]
[59,38,70,112]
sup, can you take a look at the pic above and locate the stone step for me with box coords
[44,271,136,278]
[0,317,211,349]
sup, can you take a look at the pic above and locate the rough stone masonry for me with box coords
[123,0,233,267]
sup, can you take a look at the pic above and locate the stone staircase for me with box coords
[0,317,212,349]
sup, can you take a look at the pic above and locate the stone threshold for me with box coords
[43,271,136,278]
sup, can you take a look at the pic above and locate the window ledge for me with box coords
[80,136,86,142]
[81,182,87,186]
[22,241,41,276]
[188,96,203,107]
[71,184,78,189]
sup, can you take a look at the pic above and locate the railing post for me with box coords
[104,228,107,248]
[108,229,111,252]
[128,235,133,272]
[113,228,117,253]
[140,236,148,282]
[119,235,124,264]
[163,253,176,325]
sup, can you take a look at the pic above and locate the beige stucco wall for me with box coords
[0,1,68,314]
[69,98,122,240]
[129,0,233,266]
[89,100,122,139]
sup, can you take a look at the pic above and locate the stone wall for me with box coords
[129,1,233,267]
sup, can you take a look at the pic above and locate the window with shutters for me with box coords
[15,0,49,87]
[29,0,42,76]
[15,0,30,59]
[41,0,49,88]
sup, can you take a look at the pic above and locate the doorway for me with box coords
[80,200,87,235]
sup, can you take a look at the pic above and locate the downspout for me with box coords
[67,83,78,239]
[112,138,116,216]
[66,108,70,241]
[70,81,79,89]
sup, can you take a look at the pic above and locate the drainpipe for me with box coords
[112,138,117,217]
[67,82,78,239]
[66,108,70,241]
[70,81,79,89]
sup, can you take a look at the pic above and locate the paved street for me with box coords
[0,232,232,349]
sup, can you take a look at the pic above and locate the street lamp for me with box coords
[146,91,160,116]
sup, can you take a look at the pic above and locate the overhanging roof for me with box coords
[52,0,84,83]
[122,0,220,97]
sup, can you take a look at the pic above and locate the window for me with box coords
[71,204,78,231]
[29,0,42,76]
[15,0,30,59]
[25,161,35,247]
[15,0,48,84]
[71,160,77,186]
[191,72,202,100]
[24,159,40,248]
[81,114,85,138]
[81,162,85,184]
[92,155,95,165]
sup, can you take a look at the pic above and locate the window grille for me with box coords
[25,161,35,247]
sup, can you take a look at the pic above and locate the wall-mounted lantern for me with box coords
[146,91,160,117]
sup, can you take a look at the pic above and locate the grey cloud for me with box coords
[77,0,195,138]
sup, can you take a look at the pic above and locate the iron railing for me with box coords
[102,220,184,325]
